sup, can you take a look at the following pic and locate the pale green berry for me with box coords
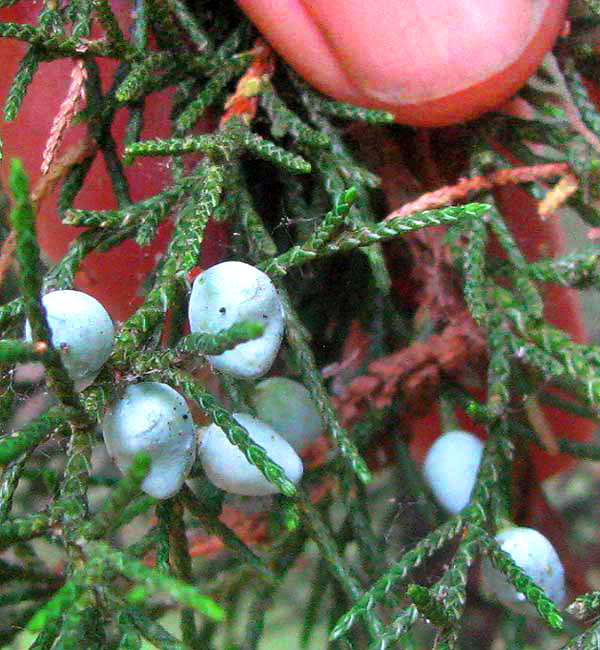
[24,289,114,391]
[251,377,325,451]
[188,261,284,378]
[102,382,196,499]
[423,430,483,514]
[199,412,303,496]
[481,526,566,614]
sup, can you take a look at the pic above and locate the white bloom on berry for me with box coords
[188,261,285,379]
[199,412,303,496]
[251,377,325,451]
[423,430,483,514]
[25,289,114,391]
[102,382,196,499]
[481,526,566,613]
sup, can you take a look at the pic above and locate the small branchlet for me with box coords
[0,5,598,650]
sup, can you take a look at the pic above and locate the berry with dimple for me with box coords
[188,261,285,379]
[198,412,303,496]
[481,526,566,614]
[422,430,483,514]
[102,382,196,500]
[251,377,325,452]
[24,289,114,391]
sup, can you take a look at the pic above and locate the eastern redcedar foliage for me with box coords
[0,2,599,649]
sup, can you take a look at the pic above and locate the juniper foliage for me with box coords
[0,2,599,649]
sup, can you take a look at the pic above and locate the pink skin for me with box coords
[236,0,569,126]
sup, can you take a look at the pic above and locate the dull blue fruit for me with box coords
[24,289,114,391]
[199,412,303,496]
[423,430,483,514]
[102,382,196,499]
[188,261,285,379]
[481,526,566,613]
[251,377,325,452]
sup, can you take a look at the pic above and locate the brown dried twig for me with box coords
[32,136,97,209]
[386,163,571,219]
[538,172,579,217]
[0,230,16,288]
[219,39,275,128]
[332,311,487,427]
[41,57,88,176]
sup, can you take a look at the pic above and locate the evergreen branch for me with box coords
[463,216,489,326]
[408,584,455,628]
[0,338,46,365]
[175,321,264,356]
[111,494,157,532]
[29,621,62,650]
[52,595,96,650]
[155,501,171,575]
[561,61,600,148]
[291,75,394,124]
[495,285,600,406]
[260,82,331,147]
[58,154,96,216]
[562,626,600,650]
[508,333,566,378]
[242,131,312,173]
[166,0,213,53]
[169,500,197,646]
[181,163,224,237]
[63,177,194,228]
[69,0,92,39]
[114,164,224,361]
[487,208,543,318]
[301,556,330,648]
[26,579,83,632]
[116,612,143,650]
[175,63,242,133]
[430,526,483,621]
[486,317,512,417]
[257,186,357,273]
[280,288,371,484]
[126,607,188,650]
[0,453,29,521]
[4,46,42,122]
[568,591,600,619]
[481,535,564,630]
[124,134,222,163]
[365,605,420,650]
[115,53,170,102]
[81,453,152,540]
[178,379,298,496]
[262,203,490,275]
[317,99,395,124]
[0,297,24,331]
[90,541,225,620]
[298,492,386,643]
[0,514,50,550]
[144,0,185,52]
[179,484,277,584]
[233,175,372,484]
[525,251,600,289]
[0,23,117,56]
[10,159,88,417]
[330,515,465,640]
[91,0,129,53]
[528,325,600,406]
